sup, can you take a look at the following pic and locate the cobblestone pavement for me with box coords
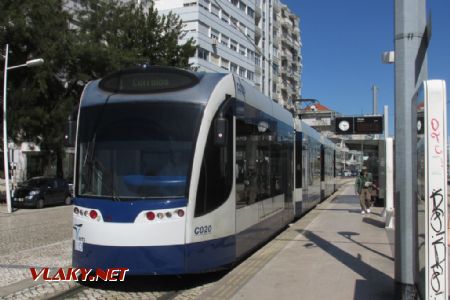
[0,204,73,298]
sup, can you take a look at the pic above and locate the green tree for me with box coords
[1,0,196,179]
[0,0,76,178]
[71,0,196,81]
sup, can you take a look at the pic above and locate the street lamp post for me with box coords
[2,44,44,213]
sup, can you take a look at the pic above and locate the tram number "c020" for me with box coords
[194,225,212,235]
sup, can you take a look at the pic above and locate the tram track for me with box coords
[45,284,87,300]
[45,283,181,300]
[42,273,220,300]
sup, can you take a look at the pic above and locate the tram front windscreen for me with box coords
[76,102,204,200]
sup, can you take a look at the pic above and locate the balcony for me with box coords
[273,20,280,30]
[273,35,280,45]
[282,35,293,45]
[255,64,261,75]
[281,18,292,29]
[255,26,262,39]
[255,5,262,20]
[273,0,280,13]
[272,54,280,64]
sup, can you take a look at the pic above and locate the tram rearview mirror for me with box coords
[214,117,228,147]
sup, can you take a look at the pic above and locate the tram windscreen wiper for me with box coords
[111,165,121,202]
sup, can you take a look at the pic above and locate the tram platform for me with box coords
[199,182,396,300]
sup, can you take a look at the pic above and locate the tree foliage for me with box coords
[0,0,75,177]
[0,0,196,178]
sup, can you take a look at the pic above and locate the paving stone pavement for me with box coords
[0,204,73,298]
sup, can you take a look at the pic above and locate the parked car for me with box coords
[343,170,352,177]
[12,177,72,209]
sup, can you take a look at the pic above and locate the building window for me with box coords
[210,28,220,41]
[211,53,220,65]
[239,1,246,11]
[183,1,198,7]
[231,17,238,28]
[230,63,238,74]
[239,67,246,78]
[255,54,261,66]
[273,47,279,58]
[247,49,255,61]
[211,3,220,17]
[221,11,229,23]
[230,39,238,52]
[273,63,279,76]
[247,71,254,81]
[198,47,209,60]
[231,0,238,6]
[247,7,255,18]
[199,21,209,35]
[199,0,209,10]
[240,24,247,35]
[221,34,229,47]
[221,58,230,70]
[239,44,246,56]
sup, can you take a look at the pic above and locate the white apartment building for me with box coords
[155,0,302,111]
[155,0,257,84]
[265,0,302,111]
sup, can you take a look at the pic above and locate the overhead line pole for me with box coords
[394,0,428,298]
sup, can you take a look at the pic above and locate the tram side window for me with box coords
[195,103,233,217]
[320,145,325,182]
[236,119,272,206]
[271,130,284,196]
[333,150,336,177]
[295,132,302,188]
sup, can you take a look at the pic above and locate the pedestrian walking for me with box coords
[355,170,372,214]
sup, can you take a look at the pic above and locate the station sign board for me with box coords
[335,116,383,135]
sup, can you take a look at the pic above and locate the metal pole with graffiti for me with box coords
[416,80,447,299]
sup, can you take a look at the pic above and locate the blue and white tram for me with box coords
[322,137,336,199]
[293,120,321,216]
[72,66,296,275]
[292,120,337,217]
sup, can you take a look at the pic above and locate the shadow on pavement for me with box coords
[338,231,394,262]
[362,217,386,229]
[298,229,395,299]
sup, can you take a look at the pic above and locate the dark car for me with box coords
[12,177,72,209]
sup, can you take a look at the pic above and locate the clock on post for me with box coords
[335,117,354,134]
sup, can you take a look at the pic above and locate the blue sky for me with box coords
[283,0,450,135]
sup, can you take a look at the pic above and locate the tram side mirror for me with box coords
[214,117,228,147]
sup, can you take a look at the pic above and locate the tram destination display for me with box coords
[335,116,383,135]
[99,66,199,94]
[354,116,383,134]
